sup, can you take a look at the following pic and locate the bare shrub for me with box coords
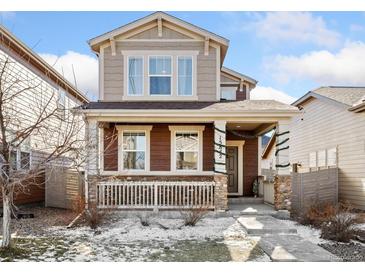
[298,202,337,228]
[321,212,359,243]
[138,213,150,227]
[181,206,209,226]
[72,194,86,215]
[85,203,104,229]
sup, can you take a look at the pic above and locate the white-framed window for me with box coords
[317,150,326,167]
[169,125,204,172]
[116,125,152,173]
[122,131,146,170]
[127,56,143,96]
[122,50,198,100]
[327,147,337,166]
[58,88,66,108]
[177,56,193,96]
[221,86,237,100]
[175,132,199,170]
[9,137,31,171]
[309,151,317,168]
[57,88,66,119]
[149,56,172,95]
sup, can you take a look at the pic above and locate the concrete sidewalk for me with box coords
[234,204,341,262]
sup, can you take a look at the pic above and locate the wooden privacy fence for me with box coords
[291,168,338,213]
[96,181,215,210]
[45,167,84,209]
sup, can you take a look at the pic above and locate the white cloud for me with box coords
[39,51,98,100]
[268,41,365,85]
[251,12,341,48]
[350,24,365,32]
[251,86,296,104]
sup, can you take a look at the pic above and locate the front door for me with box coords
[226,146,238,194]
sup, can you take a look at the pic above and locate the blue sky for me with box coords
[1,11,365,102]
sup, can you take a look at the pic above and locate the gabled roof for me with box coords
[89,11,229,60]
[292,86,365,113]
[0,25,89,104]
[221,66,258,85]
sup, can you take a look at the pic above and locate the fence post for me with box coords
[153,182,158,213]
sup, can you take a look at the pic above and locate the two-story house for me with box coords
[80,12,298,211]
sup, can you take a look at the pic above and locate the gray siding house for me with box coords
[291,86,365,210]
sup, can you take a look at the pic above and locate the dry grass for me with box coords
[297,202,361,243]
[180,206,209,226]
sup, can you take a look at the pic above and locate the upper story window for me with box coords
[149,56,172,95]
[128,56,143,96]
[178,56,193,96]
[221,86,237,101]
[123,50,198,100]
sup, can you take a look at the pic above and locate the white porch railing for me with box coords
[96,181,216,210]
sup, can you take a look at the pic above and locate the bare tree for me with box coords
[0,50,85,248]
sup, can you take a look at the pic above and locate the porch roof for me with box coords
[79,100,298,113]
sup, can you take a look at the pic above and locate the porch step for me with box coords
[237,216,297,235]
[228,197,264,205]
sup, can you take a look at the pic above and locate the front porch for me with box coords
[82,101,295,211]
[85,119,291,211]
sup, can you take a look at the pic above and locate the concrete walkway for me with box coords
[234,204,341,262]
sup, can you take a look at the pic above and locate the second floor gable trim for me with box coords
[121,50,199,101]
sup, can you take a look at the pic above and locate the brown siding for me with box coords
[236,88,247,101]
[104,126,118,171]
[150,124,171,171]
[243,138,258,196]
[102,123,214,172]
[203,124,214,171]
[0,173,45,206]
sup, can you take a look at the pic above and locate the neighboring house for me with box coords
[291,86,365,210]
[261,133,276,180]
[0,25,89,206]
[80,12,298,211]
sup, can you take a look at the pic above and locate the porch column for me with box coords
[274,120,291,210]
[213,120,228,211]
[85,119,99,207]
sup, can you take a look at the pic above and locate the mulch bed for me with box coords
[0,206,79,237]
[320,242,365,262]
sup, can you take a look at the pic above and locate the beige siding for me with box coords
[103,40,217,101]
[290,97,365,209]
[262,146,276,170]
[128,26,191,39]
[0,48,84,167]
[221,73,238,83]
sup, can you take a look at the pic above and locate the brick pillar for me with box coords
[274,175,291,210]
[213,120,228,211]
[214,174,228,211]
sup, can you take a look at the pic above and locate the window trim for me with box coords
[127,56,144,96]
[116,125,152,173]
[148,55,173,96]
[10,148,31,171]
[122,50,198,101]
[177,55,194,97]
[169,125,205,172]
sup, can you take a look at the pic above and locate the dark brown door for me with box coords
[226,146,238,193]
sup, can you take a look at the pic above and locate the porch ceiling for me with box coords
[226,122,274,133]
